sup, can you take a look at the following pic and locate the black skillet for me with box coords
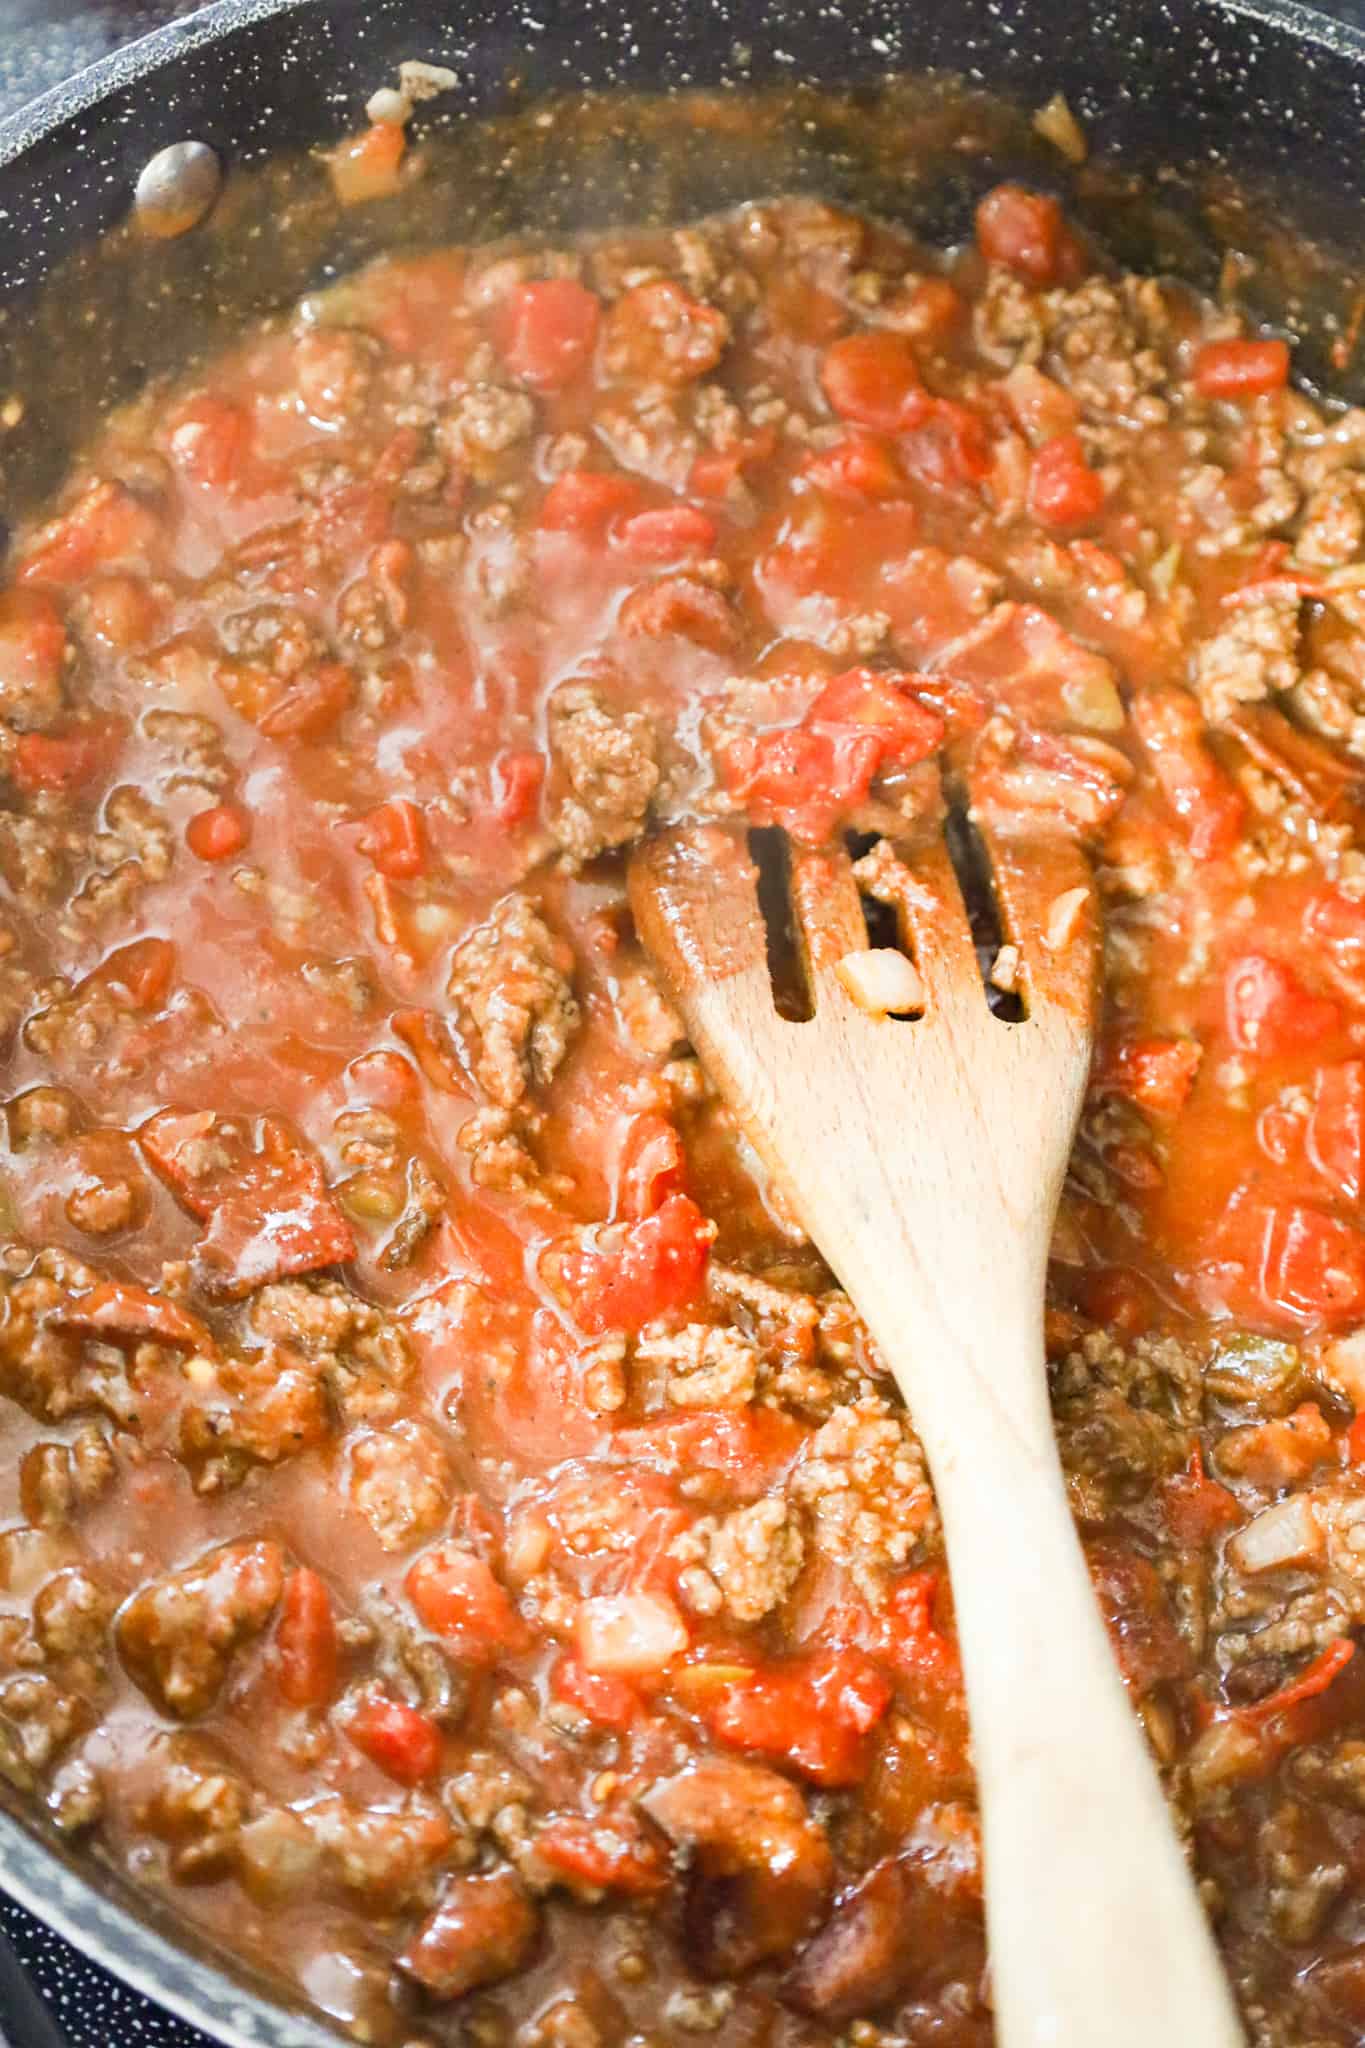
[2,0,1365,2041]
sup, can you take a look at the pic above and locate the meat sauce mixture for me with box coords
[7,163,1365,2048]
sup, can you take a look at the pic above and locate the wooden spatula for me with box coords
[629,818,1244,2048]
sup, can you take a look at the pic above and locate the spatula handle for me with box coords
[871,1306,1245,2048]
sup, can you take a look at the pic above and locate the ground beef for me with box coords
[1190,593,1302,723]
[634,1320,760,1408]
[1295,474,1365,567]
[116,1540,284,1719]
[437,385,537,474]
[789,1396,937,1601]
[547,681,661,865]
[346,1420,452,1551]
[686,1496,806,1623]
[446,893,580,1107]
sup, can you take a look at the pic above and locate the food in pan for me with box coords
[0,159,1362,2046]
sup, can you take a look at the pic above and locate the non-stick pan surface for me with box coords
[4,1,1365,2042]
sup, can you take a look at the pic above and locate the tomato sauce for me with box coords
[0,171,1361,2047]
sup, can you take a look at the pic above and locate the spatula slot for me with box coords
[749,827,814,1022]
[842,832,924,1021]
[942,806,1026,1023]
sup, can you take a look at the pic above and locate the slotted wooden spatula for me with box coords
[629,819,1244,2048]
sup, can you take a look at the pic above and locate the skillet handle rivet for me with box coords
[134,141,223,239]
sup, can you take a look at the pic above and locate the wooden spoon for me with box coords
[629,818,1244,2048]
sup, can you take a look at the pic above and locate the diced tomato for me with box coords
[803,432,907,501]
[11,727,110,796]
[405,1544,529,1662]
[721,724,882,846]
[705,1648,893,1787]
[807,668,946,763]
[93,936,177,1010]
[275,1567,339,1709]
[1307,1062,1365,1204]
[1239,1637,1355,1725]
[576,1590,689,1676]
[82,575,162,651]
[1163,1461,1242,1547]
[346,1048,422,1112]
[1224,954,1341,1059]
[722,667,944,844]
[391,1009,465,1094]
[346,1695,442,1784]
[50,1280,211,1350]
[688,427,777,499]
[540,469,646,538]
[1079,1266,1155,1337]
[491,748,545,828]
[820,332,926,434]
[186,803,249,863]
[976,184,1083,285]
[616,507,718,561]
[1348,1412,1365,1464]
[1002,364,1081,442]
[1193,338,1291,402]
[901,399,993,492]
[1252,1202,1365,1327]
[562,1192,714,1336]
[612,1406,806,1497]
[1131,687,1245,861]
[617,575,736,651]
[619,1113,685,1218]
[19,480,160,589]
[355,798,427,880]
[168,396,254,491]
[327,122,406,206]
[1027,433,1106,529]
[887,275,965,340]
[533,1812,669,1897]
[261,662,354,742]
[139,1110,356,1299]
[880,1570,963,1695]
[496,279,601,393]
[1097,1035,1203,1121]
[1308,887,1365,965]
[551,1653,642,1731]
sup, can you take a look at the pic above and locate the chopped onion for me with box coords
[1033,92,1088,165]
[1324,1328,1365,1408]
[576,1591,689,1675]
[991,943,1021,993]
[837,948,924,1017]
[1044,886,1090,952]
[366,87,412,127]
[1227,1493,1324,1575]
[399,60,460,101]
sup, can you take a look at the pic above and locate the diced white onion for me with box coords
[837,948,924,1017]
[1033,92,1089,164]
[1323,1328,1365,1408]
[576,1591,689,1675]
[366,87,412,126]
[1044,886,1090,952]
[1227,1493,1324,1575]
[399,60,460,101]
[991,943,1021,993]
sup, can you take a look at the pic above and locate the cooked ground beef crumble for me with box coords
[5,163,1365,2046]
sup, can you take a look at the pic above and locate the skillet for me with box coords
[3,0,1365,2040]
